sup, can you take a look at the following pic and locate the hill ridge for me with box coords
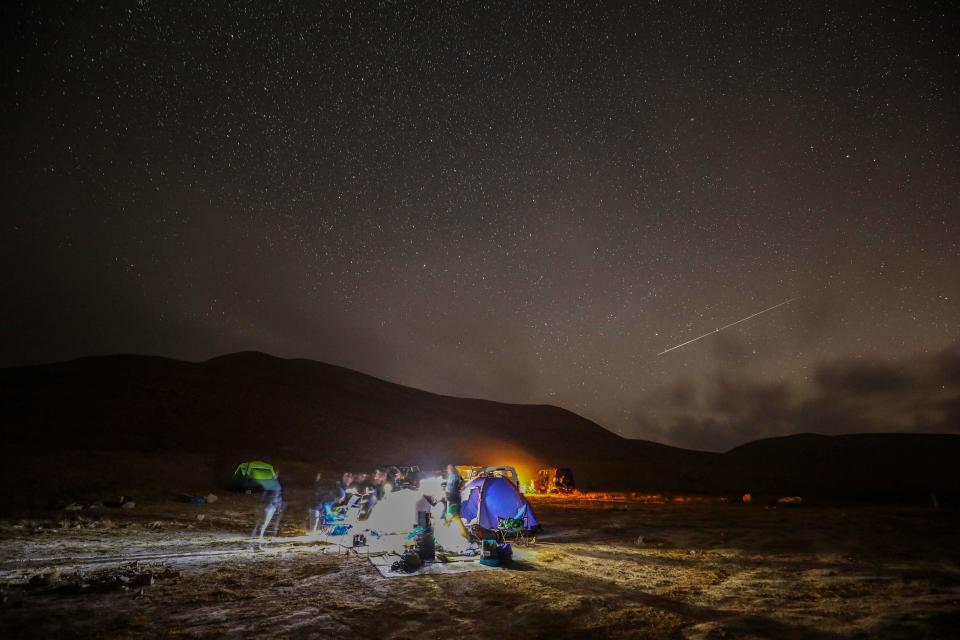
[2,352,958,501]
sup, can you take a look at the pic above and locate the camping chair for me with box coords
[319,504,351,536]
[497,516,532,546]
[319,494,365,536]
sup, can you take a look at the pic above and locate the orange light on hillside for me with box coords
[525,492,731,504]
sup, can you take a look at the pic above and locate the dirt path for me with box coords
[0,531,337,580]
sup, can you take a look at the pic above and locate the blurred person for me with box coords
[385,466,402,492]
[308,472,335,533]
[334,472,354,507]
[253,473,283,540]
[405,466,423,490]
[353,471,377,519]
[443,465,462,517]
[416,487,441,532]
[353,472,370,492]
[434,468,470,552]
[367,468,388,513]
[443,464,463,523]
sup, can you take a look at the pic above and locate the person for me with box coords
[404,466,422,490]
[414,487,439,561]
[253,473,283,540]
[353,472,370,493]
[351,471,377,519]
[310,471,357,533]
[434,467,470,552]
[308,472,334,533]
[416,491,440,531]
[385,466,402,493]
[443,464,463,523]
[366,468,388,514]
[334,472,354,507]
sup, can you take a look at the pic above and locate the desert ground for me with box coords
[1,494,958,639]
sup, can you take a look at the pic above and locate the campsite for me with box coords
[5,0,960,636]
[1,353,960,638]
[2,491,959,638]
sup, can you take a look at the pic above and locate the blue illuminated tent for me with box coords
[460,476,540,532]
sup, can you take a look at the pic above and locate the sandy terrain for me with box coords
[1,495,959,639]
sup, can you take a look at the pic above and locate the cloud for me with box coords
[813,359,914,395]
[633,343,960,452]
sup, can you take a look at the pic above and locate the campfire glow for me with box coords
[527,492,731,504]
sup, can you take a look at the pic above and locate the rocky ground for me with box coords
[1,495,959,639]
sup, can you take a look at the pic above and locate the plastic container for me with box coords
[480,538,501,567]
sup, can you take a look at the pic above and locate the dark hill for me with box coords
[715,432,960,500]
[0,352,710,502]
[2,352,957,506]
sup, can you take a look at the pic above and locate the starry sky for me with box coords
[3,1,959,451]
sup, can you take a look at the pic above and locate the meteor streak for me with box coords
[657,298,796,356]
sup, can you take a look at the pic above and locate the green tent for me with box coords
[232,460,280,492]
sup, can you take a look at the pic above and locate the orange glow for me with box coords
[458,440,543,491]
[526,492,730,504]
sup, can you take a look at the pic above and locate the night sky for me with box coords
[3,2,958,451]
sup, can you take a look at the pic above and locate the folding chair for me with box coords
[497,517,531,546]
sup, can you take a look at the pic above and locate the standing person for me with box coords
[443,464,463,523]
[439,464,470,546]
[416,491,440,531]
[253,473,283,540]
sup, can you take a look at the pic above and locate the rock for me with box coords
[28,569,61,588]
[121,501,136,509]
[205,493,219,503]
[131,573,154,587]
[64,502,84,511]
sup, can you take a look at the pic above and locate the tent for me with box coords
[231,460,280,491]
[460,476,540,533]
